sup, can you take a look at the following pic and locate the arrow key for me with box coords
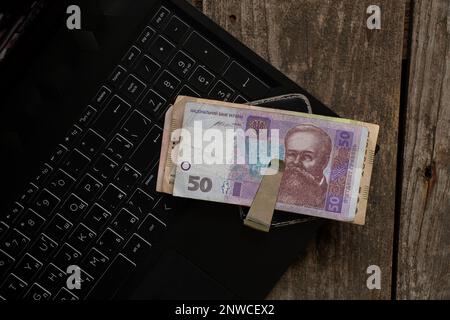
[152,196,184,224]
[190,66,215,93]
[140,89,166,118]
[155,70,180,98]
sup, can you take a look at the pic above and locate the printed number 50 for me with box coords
[188,176,213,192]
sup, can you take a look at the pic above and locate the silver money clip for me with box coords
[244,159,285,232]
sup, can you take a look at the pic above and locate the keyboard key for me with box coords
[0,274,27,300]
[114,164,141,191]
[123,233,151,263]
[147,124,162,146]
[38,264,66,294]
[91,86,111,109]
[53,243,81,270]
[83,204,111,232]
[152,196,182,224]
[184,32,229,73]
[223,61,270,99]
[105,134,133,162]
[129,125,162,171]
[120,74,147,102]
[86,254,135,299]
[169,51,195,79]
[68,223,96,252]
[92,95,130,138]
[209,80,235,101]
[63,125,83,147]
[5,202,24,223]
[121,45,141,68]
[78,129,105,158]
[82,247,109,277]
[0,250,14,278]
[234,95,248,103]
[62,149,91,177]
[111,208,139,238]
[45,214,73,240]
[142,170,158,195]
[49,144,68,166]
[0,222,9,239]
[108,65,127,88]
[47,169,75,197]
[138,214,166,244]
[77,268,95,297]
[29,233,58,262]
[78,105,97,127]
[34,163,53,184]
[140,89,167,118]
[54,287,78,300]
[16,209,45,237]
[96,228,124,257]
[190,65,215,93]
[91,154,119,182]
[148,36,175,63]
[136,26,155,49]
[163,16,189,43]
[177,85,200,98]
[134,55,160,82]
[0,229,29,257]
[60,194,88,223]
[98,184,126,212]
[75,174,103,202]
[24,283,51,301]
[155,70,180,97]
[19,183,39,204]
[15,253,43,283]
[120,110,152,144]
[151,6,171,29]
[126,189,155,220]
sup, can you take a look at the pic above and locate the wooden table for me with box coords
[190,0,449,299]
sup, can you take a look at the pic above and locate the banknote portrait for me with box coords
[279,124,332,209]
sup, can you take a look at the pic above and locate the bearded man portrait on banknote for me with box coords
[279,124,332,209]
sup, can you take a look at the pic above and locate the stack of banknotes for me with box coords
[156,96,379,225]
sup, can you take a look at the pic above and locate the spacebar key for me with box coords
[86,254,135,299]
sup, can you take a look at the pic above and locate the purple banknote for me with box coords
[162,97,379,224]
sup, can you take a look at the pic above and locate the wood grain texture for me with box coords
[403,0,412,59]
[397,0,450,299]
[200,0,405,299]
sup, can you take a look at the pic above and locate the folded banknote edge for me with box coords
[352,122,379,225]
[156,104,174,193]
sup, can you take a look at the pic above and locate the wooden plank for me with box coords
[397,0,450,299]
[200,0,405,299]
[403,0,412,60]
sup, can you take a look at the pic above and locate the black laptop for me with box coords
[0,0,336,300]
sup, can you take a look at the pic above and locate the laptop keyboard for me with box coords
[0,4,271,300]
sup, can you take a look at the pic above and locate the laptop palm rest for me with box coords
[130,249,235,300]
[151,201,322,299]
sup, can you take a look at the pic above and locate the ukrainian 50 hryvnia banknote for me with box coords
[156,97,379,225]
